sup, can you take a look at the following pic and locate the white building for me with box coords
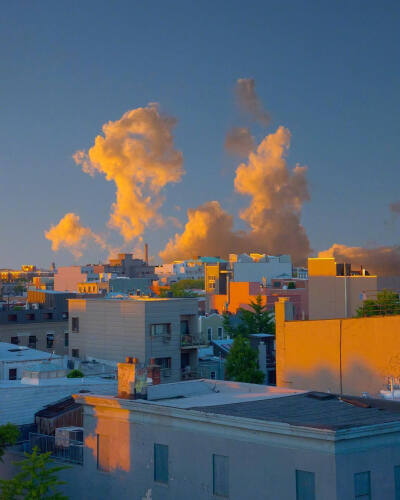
[229,253,293,284]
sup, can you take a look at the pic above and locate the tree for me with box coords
[66,369,84,378]
[159,279,204,298]
[223,295,275,337]
[225,335,265,384]
[356,290,400,317]
[0,424,19,462]
[0,447,69,500]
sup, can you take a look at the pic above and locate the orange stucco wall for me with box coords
[275,298,400,396]
[209,282,266,313]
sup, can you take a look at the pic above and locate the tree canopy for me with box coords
[0,424,19,462]
[159,279,204,298]
[0,447,69,500]
[223,295,275,337]
[225,335,265,384]
[356,290,400,317]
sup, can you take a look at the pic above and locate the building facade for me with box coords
[68,297,202,383]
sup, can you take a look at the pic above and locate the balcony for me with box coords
[181,333,208,349]
[20,432,84,465]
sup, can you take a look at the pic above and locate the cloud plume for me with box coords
[235,78,271,126]
[161,127,312,265]
[318,244,400,276]
[224,127,255,157]
[74,104,184,241]
[45,213,105,259]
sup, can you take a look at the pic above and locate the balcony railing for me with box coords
[181,334,207,348]
[22,433,83,465]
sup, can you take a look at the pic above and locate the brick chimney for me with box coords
[147,358,161,386]
[118,357,139,399]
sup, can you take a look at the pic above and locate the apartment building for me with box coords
[308,257,400,319]
[0,291,73,355]
[68,296,204,382]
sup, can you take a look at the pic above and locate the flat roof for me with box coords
[191,393,400,430]
[0,343,61,363]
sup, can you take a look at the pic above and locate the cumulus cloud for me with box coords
[235,78,271,126]
[74,104,184,242]
[390,201,400,215]
[161,127,312,265]
[224,127,255,157]
[318,244,400,276]
[45,213,105,259]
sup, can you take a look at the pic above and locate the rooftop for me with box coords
[191,392,400,430]
[0,343,61,363]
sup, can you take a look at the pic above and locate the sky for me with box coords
[0,0,399,269]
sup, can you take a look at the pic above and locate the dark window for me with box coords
[207,327,213,341]
[10,336,19,345]
[42,312,53,320]
[210,371,216,380]
[151,324,171,336]
[180,320,189,335]
[72,317,79,333]
[213,454,229,497]
[72,349,79,358]
[64,332,69,347]
[218,327,223,339]
[273,281,281,288]
[154,443,168,484]
[155,357,171,369]
[354,471,371,499]
[9,368,17,380]
[28,335,37,348]
[47,334,54,349]
[25,313,35,321]
[296,470,315,500]
[8,314,17,322]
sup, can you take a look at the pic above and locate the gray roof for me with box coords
[191,392,400,431]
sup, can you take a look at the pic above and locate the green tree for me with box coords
[0,424,20,462]
[0,447,69,500]
[225,335,265,384]
[356,290,400,317]
[66,369,84,378]
[223,295,275,337]
[159,279,204,298]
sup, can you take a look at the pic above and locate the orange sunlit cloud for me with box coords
[74,103,184,242]
[44,212,106,259]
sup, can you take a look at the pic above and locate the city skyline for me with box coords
[1,1,399,270]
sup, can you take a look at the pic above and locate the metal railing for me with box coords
[23,433,83,465]
[181,334,207,347]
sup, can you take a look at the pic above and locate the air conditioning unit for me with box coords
[55,427,83,447]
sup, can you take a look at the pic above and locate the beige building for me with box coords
[308,257,400,320]
[68,297,203,383]
[198,314,226,343]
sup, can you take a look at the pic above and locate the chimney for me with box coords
[144,243,149,265]
[118,357,139,399]
[147,358,161,386]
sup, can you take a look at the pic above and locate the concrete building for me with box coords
[156,257,224,285]
[209,279,308,319]
[0,291,73,355]
[54,265,98,292]
[275,297,400,397]
[3,378,400,499]
[229,253,293,283]
[0,342,62,381]
[95,253,157,280]
[308,257,400,320]
[68,297,204,383]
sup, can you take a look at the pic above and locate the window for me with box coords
[354,471,371,499]
[10,336,19,345]
[210,371,216,380]
[296,470,315,500]
[395,466,400,500]
[25,313,35,321]
[218,327,223,339]
[64,332,69,347]
[8,368,17,380]
[96,434,110,472]
[72,349,79,358]
[47,333,54,349]
[180,320,189,335]
[151,324,171,336]
[42,312,53,320]
[273,281,281,288]
[71,317,79,333]
[207,327,213,341]
[28,335,37,348]
[154,443,168,484]
[155,357,171,369]
[8,314,17,322]
[213,454,229,497]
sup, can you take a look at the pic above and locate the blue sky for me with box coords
[0,0,399,267]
